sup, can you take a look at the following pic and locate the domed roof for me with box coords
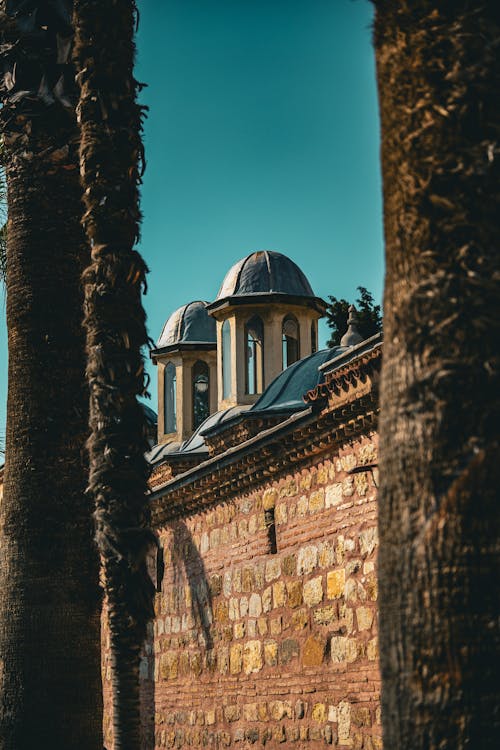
[216,250,315,301]
[250,348,341,414]
[156,300,216,351]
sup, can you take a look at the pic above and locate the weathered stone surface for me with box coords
[200,532,209,554]
[229,597,239,621]
[352,705,372,727]
[224,704,240,722]
[295,699,306,719]
[309,488,325,512]
[312,702,327,722]
[356,606,374,631]
[282,554,296,576]
[257,617,268,635]
[297,495,309,516]
[303,576,323,607]
[327,569,345,599]
[262,488,277,510]
[242,567,254,592]
[303,634,325,667]
[359,527,378,557]
[160,652,178,680]
[313,604,337,625]
[272,581,286,608]
[234,622,245,639]
[245,728,259,744]
[286,580,303,608]
[243,640,262,674]
[367,637,379,661]
[318,541,335,568]
[262,586,272,613]
[249,592,262,617]
[240,596,249,617]
[338,701,351,743]
[243,702,258,722]
[269,616,282,635]
[209,574,222,596]
[331,636,347,664]
[265,558,281,582]
[214,600,229,623]
[354,471,369,496]
[297,545,318,575]
[269,700,286,720]
[345,578,358,602]
[279,638,299,665]
[325,483,343,508]
[275,503,287,524]
[264,640,278,667]
[291,608,308,631]
[218,646,229,674]
[230,644,242,674]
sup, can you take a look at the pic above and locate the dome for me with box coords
[156,301,216,350]
[216,251,315,301]
[250,348,342,414]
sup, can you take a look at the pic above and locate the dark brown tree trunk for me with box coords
[0,6,102,748]
[373,2,500,748]
[73,3,156,749]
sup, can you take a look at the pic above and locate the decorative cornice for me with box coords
[206,292,326,317]
[148,340,382,524]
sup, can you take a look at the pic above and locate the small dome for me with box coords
[216,251,315,301]
[156,301,216,349]
[251,348,341,413]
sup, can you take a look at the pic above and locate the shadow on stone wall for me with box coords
[140,623,155,750]
[171,520,214,651]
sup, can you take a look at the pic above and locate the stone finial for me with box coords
[340,305,364,347]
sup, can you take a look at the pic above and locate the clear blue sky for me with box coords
[0,0,384,442]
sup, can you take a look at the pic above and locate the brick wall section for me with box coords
[102,433,381,749]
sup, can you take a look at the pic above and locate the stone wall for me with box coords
[102,433,381,749]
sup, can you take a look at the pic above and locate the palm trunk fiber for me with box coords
[73,3,156,749]
[373,3,500,748]
[0,115,103,748]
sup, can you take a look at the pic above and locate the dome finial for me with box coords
[340,305,364,347]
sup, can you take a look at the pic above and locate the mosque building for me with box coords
[100,249,383,749]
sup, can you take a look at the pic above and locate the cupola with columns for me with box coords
[206,251,326,410]
[151,301,217,444]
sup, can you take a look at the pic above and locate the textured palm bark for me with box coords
[0,7,102,744]
[0,4,102,747]
[73,3,156,749]
[373,3,500,748]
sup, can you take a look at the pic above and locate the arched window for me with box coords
[192,360,210,431]
[245,315,264,395]
[164,362,177,433]
[311,321,317,354]
[282,315,300,369]
[222,320,232,399]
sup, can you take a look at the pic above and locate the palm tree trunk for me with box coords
[0,6,102,747]
[373,2,500,748]
[73,3,156,748]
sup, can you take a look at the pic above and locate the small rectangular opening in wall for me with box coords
[264,507,277,554]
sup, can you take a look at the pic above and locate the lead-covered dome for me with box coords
[155,301,216,351]
[216,250,315,300]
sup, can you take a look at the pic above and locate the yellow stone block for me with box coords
[229,644,242,674]
[327,569,346,599]
[312,703,327,722]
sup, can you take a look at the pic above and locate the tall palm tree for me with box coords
[373,2,500,747]
[0,2,102,748]
[73,2,156,748]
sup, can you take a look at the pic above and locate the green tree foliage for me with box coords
[325,286,382,347]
